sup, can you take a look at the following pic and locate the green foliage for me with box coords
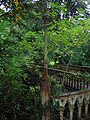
[0,17,43,120]
[0,1,90,119]
[47,17,90,65]
[82,72,90,82]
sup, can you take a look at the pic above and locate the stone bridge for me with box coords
[54,89,90,120]
[24,65,90,119]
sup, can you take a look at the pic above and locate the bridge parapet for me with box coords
[52,73,89,91]
[54,89,90,120]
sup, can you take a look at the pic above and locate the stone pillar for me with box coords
[69,105,74,120]
[84,101,89,116]
[41,13,50,120]
[78,103,83,119]
[60,107,65,120]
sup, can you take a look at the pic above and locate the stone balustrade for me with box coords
[24,65,89,90]
[54,64,90,73]
[53,73,89,90]
[54,89,90,120]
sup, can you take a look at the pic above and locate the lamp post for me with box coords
[40,14,50,120]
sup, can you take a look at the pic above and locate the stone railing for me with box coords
[54,64,90,73]
[48,67,89,91]
[47,67,89,91]
[54,89,90,120]
[53,73,89,90]
[24,65,89,90]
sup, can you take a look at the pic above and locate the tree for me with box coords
[0,1,90,120]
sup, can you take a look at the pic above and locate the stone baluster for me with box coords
[69,104,75,120]
[78,78,80,90]
[68,76,69,87]
[68,97,76,120]
[64,77,66,86]
[58,99,67,120]
[70,77,72,88]
[84,100,89,116]
[63,77,65,86]
[80,79,82,90]
[66,76,68,86]
[60,107,65,120]
[77,80,79,90]
[84,94,90,117]
[77,103,83,119]
[77,95,84,119]
[83,80,85,89]
[71,78,73,88]
[87,81,88,88]
[69,77,70,87]
[74,79,76,89]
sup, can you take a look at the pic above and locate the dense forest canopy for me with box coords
[0,0,90,120]
[0,0,90,65]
